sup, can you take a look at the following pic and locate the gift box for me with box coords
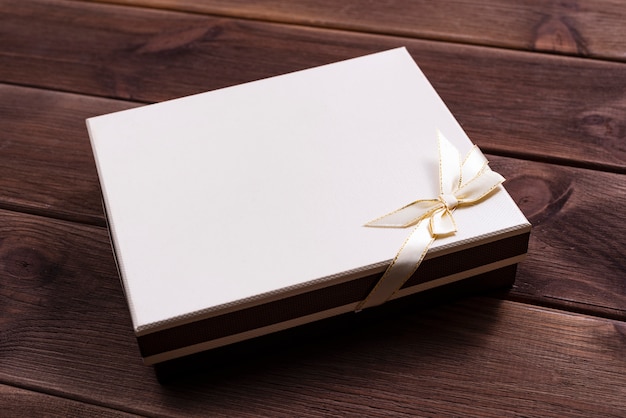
[87,47,530,365]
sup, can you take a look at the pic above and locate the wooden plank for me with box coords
[1,85,626,318]
[0,384,137,417]
[81,0,626,62]
[490,157,626,320]
[0,85,138,225]
[0,210,625,416]
[2,1,626,171]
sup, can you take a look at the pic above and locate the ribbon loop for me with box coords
[355,131,504,312]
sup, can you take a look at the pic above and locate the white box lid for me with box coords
[87,48,529,333]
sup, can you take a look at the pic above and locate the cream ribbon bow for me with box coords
[356,131,505,311]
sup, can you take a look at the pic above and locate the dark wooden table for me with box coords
[2,1,626,416]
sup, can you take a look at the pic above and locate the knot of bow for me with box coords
[355,131,505,311]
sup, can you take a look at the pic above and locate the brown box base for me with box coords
[154,263,518,383]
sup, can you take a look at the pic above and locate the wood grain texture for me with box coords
[0,209,153,412]
[0,384,136,417]
[491,158,626,319]
[1,1,626,171]
[83,0,626,62]
[1,212,625,417]
[0,85,138,225]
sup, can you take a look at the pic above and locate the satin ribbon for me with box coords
[355,131,505,311]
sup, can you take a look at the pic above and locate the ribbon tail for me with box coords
[365,199,440,228]
[356,219,435,311]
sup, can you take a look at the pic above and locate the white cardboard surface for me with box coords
[87,48,529,334]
